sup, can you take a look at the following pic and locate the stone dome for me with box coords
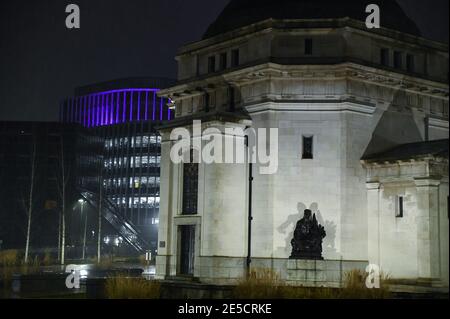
[204,0,421,39]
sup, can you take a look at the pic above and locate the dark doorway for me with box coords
[179,225,195,276]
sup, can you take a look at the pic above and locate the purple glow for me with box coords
[123,92,127,123]
[99,95,102,126]
[70,98,74,123]
[83,96,87,127]
[88,95,91,128]
[96,95,100,126]
[145,91,149,120]
[92,97,94,126]
[137,92,141,121]
[74,98,78,124]
[78,97,82,124]
[110,94,114,125]
[78,97,81,124]
[160,96,163,121]
[130,91,134,122]
[64,88,172,127]
[152,92,156,121]
[105,94,109,126]
[116,92,120,124]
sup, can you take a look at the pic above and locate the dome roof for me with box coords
[204,0,421,39]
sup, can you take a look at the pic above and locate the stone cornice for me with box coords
[244,100,376,115]
[363,158,448,184]
[159,63,449,101]
[362,156,449,167]
[414,178,442,187]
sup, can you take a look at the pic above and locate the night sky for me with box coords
[0,0,448,122]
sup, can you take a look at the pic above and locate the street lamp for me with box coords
[78,199,87,260]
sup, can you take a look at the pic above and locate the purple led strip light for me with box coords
[145,92,149,120]
[129,91,134,122]
[116,92,120,124]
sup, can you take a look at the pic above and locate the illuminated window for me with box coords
[133,197,140,208]
[142,136,149,147]
[135,136,142,147]
[134,178,140,189]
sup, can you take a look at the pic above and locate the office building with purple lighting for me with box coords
[61,78,174,255]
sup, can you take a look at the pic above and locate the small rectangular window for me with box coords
[220,53,227,70]
[305,39,313,55]
[406,54,415,73]
[195,54,200,76]
[302,136,313,159]
[396,196,404,218]
[380,48,390,66]
[208,56,216,73]
[231,49,240,67]
[394,51,403,69]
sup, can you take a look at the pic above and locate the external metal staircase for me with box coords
[79,188,149,253]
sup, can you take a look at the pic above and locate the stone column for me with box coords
[155,131,174,280]
[414,178,441,283]
[366,182,381,267]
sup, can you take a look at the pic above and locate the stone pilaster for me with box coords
[155,131,174,279]
[366,182,381,268]
[414,178,441,282]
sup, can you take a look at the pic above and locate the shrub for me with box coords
[233,268,285,299]
[42,249,54,266]
[339,269,391,299]
[0,250,19,267]
[96,255,114,269]
[105,276,161,299]
[233,267,391,299]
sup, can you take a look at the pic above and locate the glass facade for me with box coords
[62,80,173,254]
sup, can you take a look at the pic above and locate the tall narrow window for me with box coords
[302,136,314,159]
[305,39,313,55]
[380,48,390,66]
[195,54,200,76]
[394,51,403,69]
[204,92,210,112]
[396,196,404,218]
[220,53,227,71]
[208,56,216,73]
[406,54,415,73]
[228,87,235,112]
[182,149,198,215]
[231,49,240,67]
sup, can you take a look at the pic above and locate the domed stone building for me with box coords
[156,0,449,288]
